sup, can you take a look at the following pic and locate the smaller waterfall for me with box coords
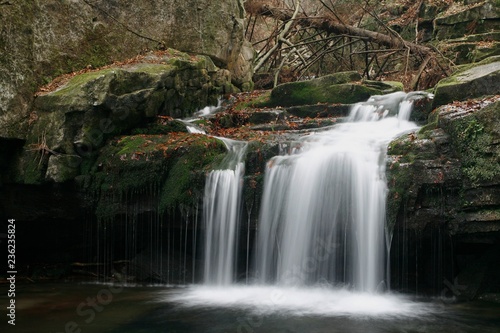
[203,138,247,285]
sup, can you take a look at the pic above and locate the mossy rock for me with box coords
[131,120,189,135]
[88,133,227,220]
[362,80,404,93]
[433,56,500,108]
[268,80,382,107]
[24,52,233,184]
[438,100,500,186]
[439,32,500,64]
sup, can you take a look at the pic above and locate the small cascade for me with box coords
[186,125,206,134]
[203,138,248,285]
[254,92,425,292]
[194,98,222,117]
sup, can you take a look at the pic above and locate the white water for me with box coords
[174,92,433,316]
[203,138,247,285]
[255,92,421,292]
[186,125,206,134]
[169,285,430,317]
[194,98,222,117]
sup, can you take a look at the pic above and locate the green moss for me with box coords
[22,153,46,184]
[159,137,226,211]
[418,123,438,139]
[443,102,500,185]
[386,161,413,231]
[52,69,114,96]
[269,82,380,107]
[88,133,227,219]
[417,110,440,139]
[387,135,418,163]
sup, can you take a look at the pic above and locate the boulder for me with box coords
[17,51,233,184]
[267,72,403,107]
[433,56,500,107]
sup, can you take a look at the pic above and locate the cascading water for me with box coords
[203,138,247,285]
[255,91,422,292]
[172,92,433,317]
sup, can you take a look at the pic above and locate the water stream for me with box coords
[15,93,500,333]
[173,92,432,316]
[255,91,420,291]
[203,138,248,285]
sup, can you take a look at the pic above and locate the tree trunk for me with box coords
[251,4,434,57]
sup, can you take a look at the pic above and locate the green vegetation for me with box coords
[440,101,500,185]
[88,133,227,219]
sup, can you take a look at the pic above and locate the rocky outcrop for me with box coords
[0,0,252,139]
[13,51,233,185]
[433,56,500,107]
[439,32,500,64]
[387,95,500,297]
[433,0,500,40]
[88,133,227,221]
[408,0,500,66]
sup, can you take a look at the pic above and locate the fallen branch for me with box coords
[254,0,302,72]
[252,4,434,57]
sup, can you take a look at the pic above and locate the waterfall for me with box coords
[203,138,247,285]
[254,92,422,292]
[172,92,433,317]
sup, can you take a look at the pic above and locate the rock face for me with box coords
[387,95,500,298]
[416,0,500,65]
[387,57,500,297]
[0,0,252,139]
[433,56,500,108]
[433,0,500,40]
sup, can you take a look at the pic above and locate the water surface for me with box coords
[9,283,500,333]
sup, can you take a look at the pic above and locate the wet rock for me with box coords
[247,110,285,124]
[87,133,227,220]
[388,97,500,235]
[387,97,500,297]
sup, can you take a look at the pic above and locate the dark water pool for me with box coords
[6,283,500,333]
